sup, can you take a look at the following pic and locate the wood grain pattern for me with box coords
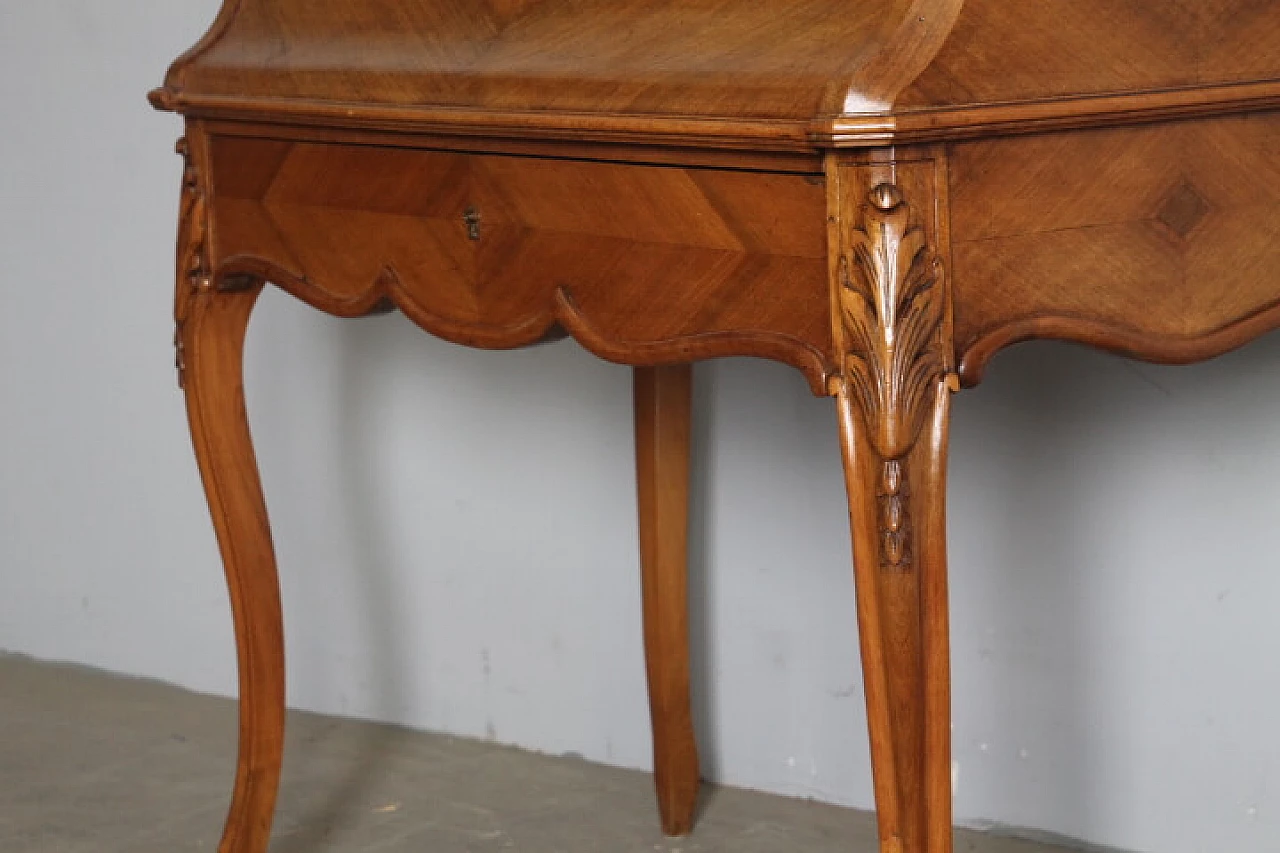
[205,135,835,392]
[158,0,914,119]
[950,112,1280,384]
[827,153,955,853]
[904,0,1280,108]
[177,131,285,853]
[151,0,1280,150]
[821,80,1280,148]
[634,365,701,837]
[203,118,828,173]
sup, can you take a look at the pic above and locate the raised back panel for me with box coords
[903,0,1280,108]
[167,0,913,120]
[158,0,1280,147]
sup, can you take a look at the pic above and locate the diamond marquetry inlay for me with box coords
[1156,181,1211,239]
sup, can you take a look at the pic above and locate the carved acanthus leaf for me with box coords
[838,183,946,571]
[839,183,944,461]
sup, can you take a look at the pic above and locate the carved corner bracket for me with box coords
[829,162,954,572]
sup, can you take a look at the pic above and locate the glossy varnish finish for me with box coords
[165,0,907,118]
[176,129,284,853]
[828,153,955,853]
[154,3,1280,853]
[903,0,1280,108]
[949,112,1280,384]
[206,135,833,390]
[634,365,701,836]
[153,0,1280,148]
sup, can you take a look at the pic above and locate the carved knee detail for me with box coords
[173,136,210,388]
[837,181,946,459]
[827,158,955,574]
[177,137,213,301]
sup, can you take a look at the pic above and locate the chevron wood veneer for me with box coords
[207,136,834,390]
[151,2,1280,852]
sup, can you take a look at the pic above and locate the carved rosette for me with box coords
[837,182,946,572]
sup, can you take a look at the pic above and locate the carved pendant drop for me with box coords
[878,458,910,571]
[837,181,947,572]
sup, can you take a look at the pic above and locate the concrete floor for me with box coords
[0,655,1079,853]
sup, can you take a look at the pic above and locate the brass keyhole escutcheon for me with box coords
[463,206,481,241]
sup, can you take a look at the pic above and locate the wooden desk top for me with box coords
[151,0,1280,149]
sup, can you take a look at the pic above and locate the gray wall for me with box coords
[2,4,1279,852]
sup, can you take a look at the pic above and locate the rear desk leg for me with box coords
[827,153,956,853]
[634,365,701,836]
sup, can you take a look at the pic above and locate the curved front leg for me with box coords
[838,383,952,853]
[175,136,284,853]
[827,153,955,853]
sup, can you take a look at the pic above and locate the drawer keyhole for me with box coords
[463,206,481,241]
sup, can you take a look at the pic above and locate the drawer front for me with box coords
[207,136,833,388]
[949,112,1280,381]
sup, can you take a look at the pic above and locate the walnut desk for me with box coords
[150,2,1280,851]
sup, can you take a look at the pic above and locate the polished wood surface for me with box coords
[177,133,284,852]
[634,365,701,836]
[828,154,954,853]
[151,0,1280,148]
[950,112,1280,384]
[154,3,1280,852]
[205,135,833,391]
[904,0,1280,108]
[161,0,907,118]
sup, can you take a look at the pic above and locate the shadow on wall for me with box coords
[948,332,1280,852]
[267,315,412,853]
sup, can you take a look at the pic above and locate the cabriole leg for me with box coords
[827,152,956,853]
[181,283,285,853]
[175,135,284,853]
[634,365,701,836]
[838,383,953,853]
